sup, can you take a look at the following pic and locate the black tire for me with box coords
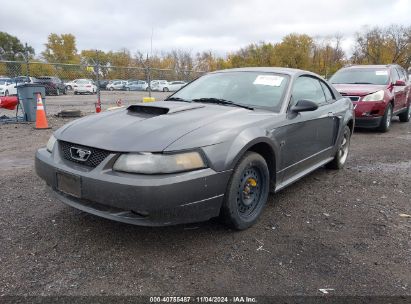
[163,87,169,92]
[326,125,351,170]
[63,88,67,95]
[109,87,114,91]
[74,91,78,95]
[4,90,9,96]
[221,151,270,230]
[398,103,411,122]
[66,85,72,90]
[378,104,392,132]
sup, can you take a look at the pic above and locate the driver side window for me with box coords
[291,76,326,106]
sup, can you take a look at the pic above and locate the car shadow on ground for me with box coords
[45,164,339,251]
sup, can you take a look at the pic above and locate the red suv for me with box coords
[330,65,411,132]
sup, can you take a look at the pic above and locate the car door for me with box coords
[397,67,409,109]
[278,75,338,183]
[391,67,406,112]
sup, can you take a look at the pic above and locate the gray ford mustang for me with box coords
[35,67,354,230]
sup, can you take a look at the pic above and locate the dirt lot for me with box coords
[0,94,410,297]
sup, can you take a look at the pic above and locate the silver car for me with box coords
[125,80,149,91]
[35,67,354,230]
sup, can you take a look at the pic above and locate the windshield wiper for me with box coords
[191,98,254,110]
[165,97,192,102]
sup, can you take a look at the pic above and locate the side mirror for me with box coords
[394,80,406,86]
[291,99,318,113]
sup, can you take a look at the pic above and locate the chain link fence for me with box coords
[0,59,205,91]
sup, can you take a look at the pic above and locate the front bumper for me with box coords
[353,101,386,128]
[354,116,383,128]
[35,147,232,226]
[75,89,93,93]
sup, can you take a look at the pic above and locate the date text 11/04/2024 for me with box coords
[149,296,257,303]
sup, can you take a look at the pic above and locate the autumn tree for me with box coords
[42,33,79,63]
[351,25,411,67]
[0,32,35,60]
[312,35,346,77]
[0,32,35,76]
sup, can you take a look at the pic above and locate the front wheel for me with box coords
[326,125,351,170]
[221,152,270,230]
[398,104,411,122]
[378,104,392,132]
[4,90,9,96]
[163,87,169,92]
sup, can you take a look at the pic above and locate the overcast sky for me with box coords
[1,0,410,57]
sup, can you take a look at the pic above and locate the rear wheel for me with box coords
[398,104,411,122]
[378,104,392,132]
[66,85,72,90]
[163,87,169,92]
[326,125,351,170]
[221,152,270,230]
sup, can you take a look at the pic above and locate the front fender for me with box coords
[202,127,280,172]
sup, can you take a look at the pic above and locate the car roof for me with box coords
[211,67,319,77]
[342,64,398,70]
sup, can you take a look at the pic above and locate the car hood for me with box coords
[54,101,269,152]
[332,84,387,96]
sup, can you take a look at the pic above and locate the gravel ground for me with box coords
[0,98,410,297]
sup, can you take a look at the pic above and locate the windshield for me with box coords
[330,68,390,85]
[171,71,289,111]
[0,79,11,85]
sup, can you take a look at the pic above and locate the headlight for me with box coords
[113,151,206,174]
[361,90,385,102]
[46,135,57,153]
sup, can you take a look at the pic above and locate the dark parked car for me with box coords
[35,76,67,96]
[330,64,411,132]
[35,67,354,230]
[97,80,109,90]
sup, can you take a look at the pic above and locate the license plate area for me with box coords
[56,171,81,198]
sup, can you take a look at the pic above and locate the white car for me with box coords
[167,81,187,91]
[73,79,97,95]
[65,79,79,90]
[0,78,17,96]
[107,80,126,91]
[150,80,168,91]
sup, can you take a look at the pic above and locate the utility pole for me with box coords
[95,50,101,113]
[25,43,30,79]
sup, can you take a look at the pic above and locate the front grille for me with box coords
[59,141,111,167]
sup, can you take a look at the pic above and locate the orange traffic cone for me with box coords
[35,93,50,129]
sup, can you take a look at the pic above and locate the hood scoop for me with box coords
[127,102,205,117]
[127,105,169,118]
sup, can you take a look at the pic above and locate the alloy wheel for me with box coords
[386,106,392,128]
[338,129,350,165]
